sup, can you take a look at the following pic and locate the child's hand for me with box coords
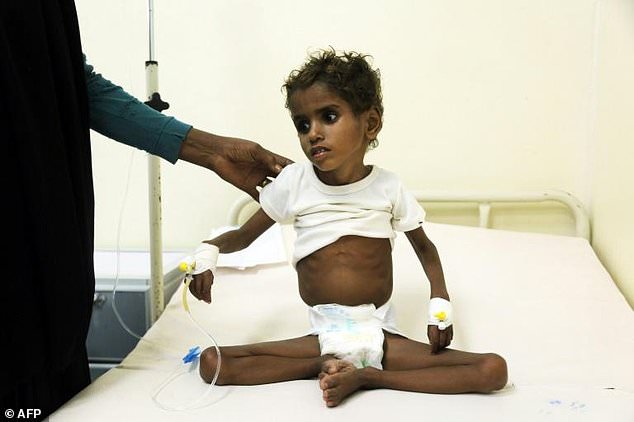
[186,243,219,304]
[189,270,214,304]
[427,297,453,353]
[427,324,453,354]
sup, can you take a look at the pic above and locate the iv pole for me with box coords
[145,0,169,324]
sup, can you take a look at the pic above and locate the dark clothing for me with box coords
[1,1,191,416]
[1,1,94,414]
[1,346,90,420]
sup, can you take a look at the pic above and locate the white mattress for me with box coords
[51,223,634,421]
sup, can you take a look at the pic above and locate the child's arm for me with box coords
[405,226,454,354]
[189,208,275,303]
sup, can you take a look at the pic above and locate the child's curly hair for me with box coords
[283,49,384,118]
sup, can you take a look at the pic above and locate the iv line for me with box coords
[109,149,222,410]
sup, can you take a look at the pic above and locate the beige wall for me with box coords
[76,1,633,305]
[592,0,634,307]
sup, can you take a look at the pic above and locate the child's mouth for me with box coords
[311,146,329,159]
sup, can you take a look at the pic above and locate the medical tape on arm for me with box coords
[192,243,220,275]
[428,297,453,330]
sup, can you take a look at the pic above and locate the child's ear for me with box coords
[365,107,383,139]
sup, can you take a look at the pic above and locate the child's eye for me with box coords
[324,111,338,123]
[295,120,310,134]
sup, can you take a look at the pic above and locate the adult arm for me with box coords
[84,56,189,163]
[179,128,293,199]
[84,56,291,198]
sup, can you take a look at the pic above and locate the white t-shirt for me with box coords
[259,162,425,267]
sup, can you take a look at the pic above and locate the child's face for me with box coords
[288,83,372,183]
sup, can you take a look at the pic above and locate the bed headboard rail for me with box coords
[410,189,590,240]
[228,189,590,241]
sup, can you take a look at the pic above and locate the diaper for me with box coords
[308,302,401,370]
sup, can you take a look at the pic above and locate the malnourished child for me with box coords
[188,49,508,407]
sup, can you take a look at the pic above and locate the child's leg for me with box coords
[200,335,327,385]
[319,332,508,407]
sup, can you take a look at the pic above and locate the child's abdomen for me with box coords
[296,236,393,307]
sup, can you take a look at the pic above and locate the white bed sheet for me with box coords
[51,223,634,421]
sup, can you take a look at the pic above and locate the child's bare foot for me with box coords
[318,359,362,407]
[319,359,354,377]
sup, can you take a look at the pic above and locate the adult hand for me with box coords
[427,324,453,354]
[179,128,293,199]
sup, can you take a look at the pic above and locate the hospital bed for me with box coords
[51,191,634,421]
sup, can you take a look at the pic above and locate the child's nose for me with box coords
[308,122,324,143]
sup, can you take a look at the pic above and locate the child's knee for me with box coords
[199,347,224,384]
[479,353,508,391]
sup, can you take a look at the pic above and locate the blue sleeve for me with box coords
[83,55,192,164]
